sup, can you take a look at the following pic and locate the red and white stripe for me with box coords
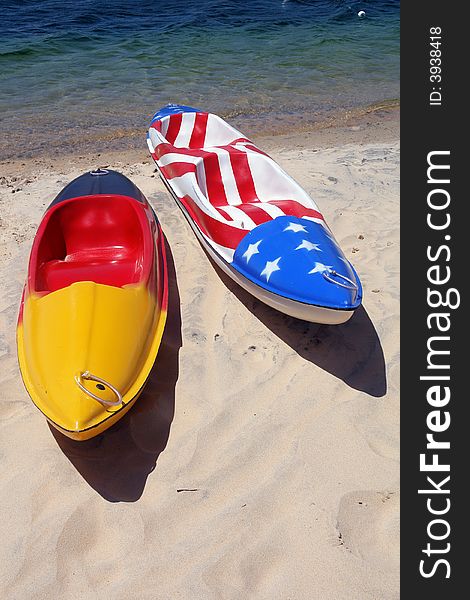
[148,112,326,260]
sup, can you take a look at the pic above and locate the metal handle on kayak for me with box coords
[75,371,123,407]
[323,269,358,291]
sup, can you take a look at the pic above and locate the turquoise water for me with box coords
[0,0,399,159]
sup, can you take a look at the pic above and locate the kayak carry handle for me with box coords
[322,269,358,291]
[75,371,123,407]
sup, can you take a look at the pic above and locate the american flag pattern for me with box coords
[148,104,362,312]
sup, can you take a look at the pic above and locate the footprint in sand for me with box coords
[336,489,399,571]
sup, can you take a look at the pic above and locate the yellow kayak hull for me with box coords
[17,282,167,441]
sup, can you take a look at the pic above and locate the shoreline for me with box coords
[1,103,399,176]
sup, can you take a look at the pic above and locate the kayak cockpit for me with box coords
[30,194,154,293]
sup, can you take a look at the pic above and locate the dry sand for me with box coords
[0,112,399,599]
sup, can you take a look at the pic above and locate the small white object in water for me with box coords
[358,10,366,18]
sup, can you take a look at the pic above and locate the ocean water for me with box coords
[0,0,399,159]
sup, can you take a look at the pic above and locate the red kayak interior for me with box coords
[31,195,153,293]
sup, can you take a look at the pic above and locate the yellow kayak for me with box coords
[17,169,168,440]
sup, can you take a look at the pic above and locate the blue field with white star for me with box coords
[232,216,362,310]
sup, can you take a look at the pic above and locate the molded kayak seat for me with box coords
[33,195,148,292]
[40,255,138,292]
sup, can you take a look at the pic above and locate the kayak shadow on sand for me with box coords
[212,264,387,398]
[50,238,182,502]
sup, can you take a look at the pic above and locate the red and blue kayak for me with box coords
[148,104,362,324]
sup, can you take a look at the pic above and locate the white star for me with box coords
[242,240,262,263]
[308,262,332,275]
[284,222,308,233]
[260,257,282,282]
[295,239,322,252]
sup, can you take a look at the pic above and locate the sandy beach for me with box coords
[0,109,399,599]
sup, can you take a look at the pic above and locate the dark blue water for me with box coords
[0,0,399,159]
